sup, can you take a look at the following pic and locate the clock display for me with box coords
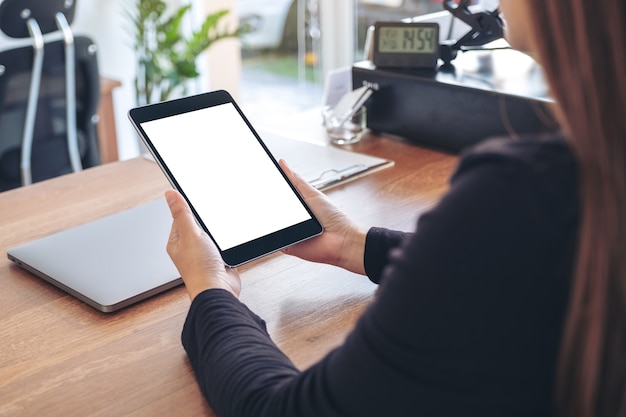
[378,26,437,54]
[372,22,440,69]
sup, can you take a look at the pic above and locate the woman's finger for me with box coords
[165,190,199,235]
[280,159,321,199]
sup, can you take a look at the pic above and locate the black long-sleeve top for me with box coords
[182,135,579,417]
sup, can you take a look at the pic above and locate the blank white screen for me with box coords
[141,103,311,250]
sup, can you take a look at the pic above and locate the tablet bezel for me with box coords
[128,90,323,267]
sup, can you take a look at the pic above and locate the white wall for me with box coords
[72,0,139,159]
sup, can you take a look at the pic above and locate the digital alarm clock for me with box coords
[372,21,440,69]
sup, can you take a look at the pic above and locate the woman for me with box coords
[165,0,625,416]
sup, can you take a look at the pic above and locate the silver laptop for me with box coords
[7,198,181,313]
[6,135,390,313]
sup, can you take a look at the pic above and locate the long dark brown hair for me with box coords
[524,1,626,416]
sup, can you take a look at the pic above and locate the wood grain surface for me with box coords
[0,133,457,417]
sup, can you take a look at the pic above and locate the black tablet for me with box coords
[128,90,323,267]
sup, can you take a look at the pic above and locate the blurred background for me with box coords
[0,0,496,161]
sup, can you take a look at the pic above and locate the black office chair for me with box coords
[0,0,100,192]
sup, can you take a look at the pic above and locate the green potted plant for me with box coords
[128,0,240,105]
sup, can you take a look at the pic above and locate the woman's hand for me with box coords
[165,189,241,301]
[280,160,368,275]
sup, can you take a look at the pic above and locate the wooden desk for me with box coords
[0,134,457,416]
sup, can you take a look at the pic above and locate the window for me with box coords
[234,0,497,126]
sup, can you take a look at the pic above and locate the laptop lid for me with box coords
[7,198,181,313]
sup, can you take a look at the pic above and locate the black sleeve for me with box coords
[364,227,410,284]
[182,141,575,417]
[182,289,302,417]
